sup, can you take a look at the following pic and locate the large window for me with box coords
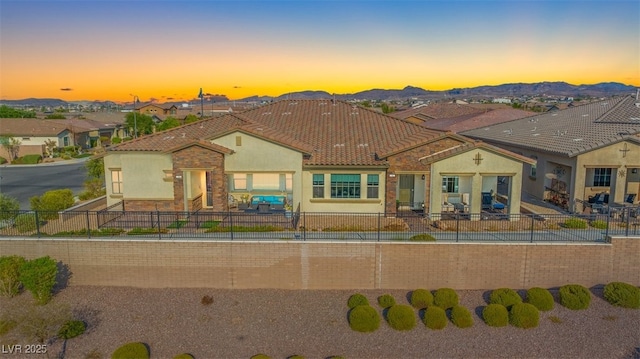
[252,173,279,190]
[233,173,247,190]
[442,176,459,193]
[312,174,324,198]
[111,170,123,194]
[367,174,379,198]
[593,168,612,187]
[331,174,361,198]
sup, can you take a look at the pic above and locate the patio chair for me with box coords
[482,192,505,212]
[625,193,637,204]
[442,193,454,213]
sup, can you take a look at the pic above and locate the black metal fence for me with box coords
[0,206,638,242]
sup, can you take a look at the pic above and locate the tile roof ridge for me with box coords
[594,95,634,122]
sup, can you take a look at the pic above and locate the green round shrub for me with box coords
[377,294,396,308]
[603,282,640,309]
[250,355,271,359]
[509,303,540,329]
[15,213,37,233]
[589,220,608,229]
[451,305,474,328]
[410,289,433,309]
[482,304,509,327]
[173,354,194,359]
[348,305,380,332]
[409,234,436,241]
[386,304,417,331]
[423,305,448,330]
[559,284,591,310]
[526,287,555,311]
[433,288,459,309]
[111,342,149,359]
[489,288,523,309]
[347,293,369,309]
[563,218,587,229]
[58,320,86,339]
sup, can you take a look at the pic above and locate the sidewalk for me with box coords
[0,156,91,168]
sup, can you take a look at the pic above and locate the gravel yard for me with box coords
[1,286,639,359]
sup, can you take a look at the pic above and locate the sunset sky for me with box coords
[1,0,638,103]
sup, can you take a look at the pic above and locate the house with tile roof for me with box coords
[462,95,640,212]
[0,118,74,159]
[103,99,534,219]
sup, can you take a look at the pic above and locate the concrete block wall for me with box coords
[0,237,637,290]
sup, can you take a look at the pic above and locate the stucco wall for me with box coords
[303,171,387,213]
[1,237,637,289]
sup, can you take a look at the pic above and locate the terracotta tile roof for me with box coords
[235,99,446,166]
[423,108,535,132]
[111,99,448,166]
[461,96,640,157]
[393,103,486,121]
[417,136,536,165]
[0,118,69,136]
[76,112,127,125]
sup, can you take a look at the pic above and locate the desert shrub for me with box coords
[410,289,434,309]
[482,304,509,327]
[15,213,37,233]
[173,354,194,359]
[509,303,540,329]
[563,218,587,229]
[603,282,640,309]
[5,301,72,344]
[489,288,523,309]
[409,234,436,242]
[19,256,57,305]
[30,189,75,220]
[0,157,6,164]
[78,178,106,201]
[590,220,608,229]
[250,355,271,359]
[451,305,474,328]
[111,342,149,359]
[0,255,26,297]
[21,154,42,164]
[201,295,214,305]
[347,293,369,309]
[526,287,555,311]
[433,288,459,309]
[386,304,416,331]
[58,320,85,339]
[377,294,396,308]
[0,319,17,336]
[0,193,19,221]
[423,305,447,330]
[348,305,380,332]
[559,284,591,310]
[111,137,122,145]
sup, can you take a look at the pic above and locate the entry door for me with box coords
[399,175,415,205]
[205,171,214,207]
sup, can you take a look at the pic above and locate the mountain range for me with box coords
[1,82,637,108]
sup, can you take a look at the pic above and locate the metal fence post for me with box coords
[605,211,610,241]
[377,213,381,242]
[624,207,630,237]
[303,212,306,241]
[86,210,91,239]
[455,213,460,242]
[229,210,234,241]
[157,210,162,240]
[530,214,535,243]
[35,210,41,238]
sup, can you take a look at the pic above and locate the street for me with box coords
[0,159,89,210]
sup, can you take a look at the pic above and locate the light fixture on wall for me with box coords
[421,174,426,180]
[633,168,638,174]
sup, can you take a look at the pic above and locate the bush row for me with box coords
[0,255,58,304]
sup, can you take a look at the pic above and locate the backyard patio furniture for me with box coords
[482,192,505,212]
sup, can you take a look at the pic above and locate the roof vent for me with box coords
[532,133,540,137]
[572,138,583,142]
[322,112,331,116]
[333,143,345,147]
[582,114,589,117]
[262,112,271,115]
[629,117,640,122]
[281,112,291,115]
[357,143,368,147]
[288,102,297,105]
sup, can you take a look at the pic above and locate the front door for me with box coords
[398,175,415,208]
[205,171,214,207]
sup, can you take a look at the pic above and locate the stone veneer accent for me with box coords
[172,145,227,212]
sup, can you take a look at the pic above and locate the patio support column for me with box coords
[470,174,482,220]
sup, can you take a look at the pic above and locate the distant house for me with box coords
[462,95,640,212]
[0,118,73,159]
[135,103,178,116]
[104,99,533,219]
[393,102,487,125]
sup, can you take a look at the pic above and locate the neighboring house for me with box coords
[419,108,534,133]
[462,95,640,212]
[51,116,127,149]
[104,99,533,219]
[0,118,73,159]
[393,102,487,125]
[135,103,178,116]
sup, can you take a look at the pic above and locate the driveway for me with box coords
[0,158,90,210]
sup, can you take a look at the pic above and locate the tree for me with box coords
[43,139,57,158]
[19,256,58,305]
[0,194,20,221]
[85,157,104,179]
[0,105,36,118]
[30,189,75,219]
[184,114,200,124]
[156,117,181,131]
[125,112,154,137]
[0,136,21,162]
[381,103,395,114]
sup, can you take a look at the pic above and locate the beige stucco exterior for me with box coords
[303,170,387,213]
[430,148,523,219]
